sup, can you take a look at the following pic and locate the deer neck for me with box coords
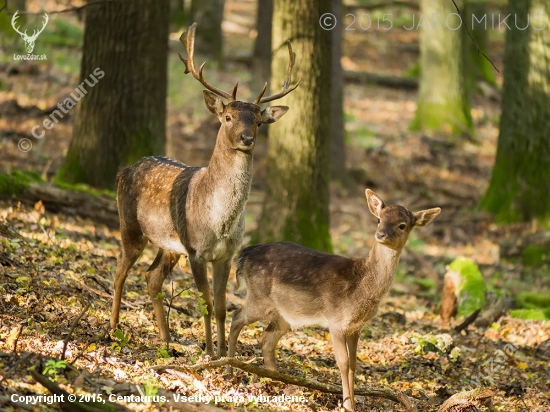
[360,242,402,298]
[201,128,253,216]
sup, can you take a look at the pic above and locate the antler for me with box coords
[179,23,238,102]
[28,13,49,41]
[11,11,26,37]
[254,40,301,105]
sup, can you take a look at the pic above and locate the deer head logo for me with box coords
[11,11,49,54]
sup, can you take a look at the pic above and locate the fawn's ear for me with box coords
[261,106,289,124]
[413,208,441,227]
[365,189,385,218]
[203,90,225,119]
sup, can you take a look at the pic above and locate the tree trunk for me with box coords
[189,0,225,63]
[255,0,332,253]
[480,0,550,224]
[170,0,186,30]
[251,0,273,138]
[251,0,273,96]
[55,0,169,189]
[410,0,473,136]
[464,0,497,88]
[330,0,352,188]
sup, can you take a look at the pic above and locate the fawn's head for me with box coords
[365,189,441,250]
[180,23,300,151]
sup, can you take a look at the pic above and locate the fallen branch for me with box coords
[0,182,119,229]
[30,368,131,412]
[153,358,417,410]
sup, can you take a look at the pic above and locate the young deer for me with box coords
[228,189,440,411]
[110,23,300,357]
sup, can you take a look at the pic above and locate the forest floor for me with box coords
[1,1,550,411]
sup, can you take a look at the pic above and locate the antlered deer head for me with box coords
[12,11,49,54]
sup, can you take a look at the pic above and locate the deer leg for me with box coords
[330,328,354,411]
[346,331,360,412]
[228,308,246,359]
[145,249,174,342]
[110,234,147,331]
[260,315,290,371]
[189,254,214,356]
[212,259,231,357]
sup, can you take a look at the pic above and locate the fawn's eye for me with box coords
[377,219,380,224]
[257,122,262,127]
[398,223,406,230]
[225,115,231,122]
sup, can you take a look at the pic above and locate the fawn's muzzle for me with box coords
[240,134,255,146]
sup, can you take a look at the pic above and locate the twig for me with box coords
[449,0,500,73]
[153,357,418,410]
[62,302,91,361]
[454,308,481,333]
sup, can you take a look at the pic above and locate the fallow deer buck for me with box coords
[228,189,440,411]
[110,22,300,356]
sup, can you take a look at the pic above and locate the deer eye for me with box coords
[257,122,262,127]
[225,115,231,122]
[377,219,380,224]
[398,223,406,230]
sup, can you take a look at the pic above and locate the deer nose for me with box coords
[376,231,386,240]
[240,134,254,146]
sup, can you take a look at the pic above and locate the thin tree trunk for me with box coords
[55,0,169,189]
[411,0,473,136]
[251,0,273,96]
[255,0,332,253]
[480,0,550,224]
[189,0,225,63]
[465,0,497,89]
[330,0,352,188]
[251,0,273,137]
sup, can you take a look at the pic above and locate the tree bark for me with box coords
[55,0,169,189]
[255,0,333,253]
[480,0,550,224]
[189,0,225,63]
[410,0,473,136]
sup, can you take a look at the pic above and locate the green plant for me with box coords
[157,344,171,359]
[110,329,130,352]
[43,359,67,380]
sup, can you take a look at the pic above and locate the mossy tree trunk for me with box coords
[55,0,169,189]
[464,0,497,88]
[255,0,333,253]
[480,0,550,225]
[189,0,225,63]
[411,0,473,136]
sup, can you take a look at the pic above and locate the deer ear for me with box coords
[203,90,225,119]
[365,189,385,218]
[413,208,441,227]
[261,106,289,124]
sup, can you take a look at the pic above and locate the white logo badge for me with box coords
[11,11,49,54]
